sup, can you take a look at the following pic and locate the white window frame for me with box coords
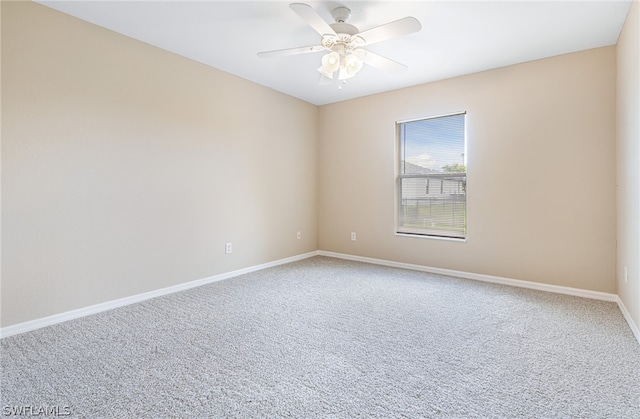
[395,112,467,241]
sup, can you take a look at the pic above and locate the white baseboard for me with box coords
[4,249,638,347]
[0,251,319,339]
[318,251,618,301]
[318,250,640,346]
[616,296,640,345]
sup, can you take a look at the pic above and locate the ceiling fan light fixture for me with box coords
[318,51,340,78]
[344,54,363,75]
[337,53,363,80]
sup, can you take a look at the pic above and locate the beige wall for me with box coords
[617,0,640,329]
[1,2,318,326]
[318,46,617,293]
[1,1,630,329]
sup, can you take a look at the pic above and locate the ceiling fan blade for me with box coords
[258,45,324,58]
[354,49,408,74]
[318,74,333,85]
[353,17,421,46]
[290,3,337,37]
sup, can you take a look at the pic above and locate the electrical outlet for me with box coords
[297,231,302,240]
[624,267,628,284]
[351,232,356,241]
[225,242,232,254]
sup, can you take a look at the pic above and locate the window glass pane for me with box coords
[397,113,466,239]
[401,114,465,174]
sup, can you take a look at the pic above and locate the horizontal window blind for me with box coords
[397,113,466,239]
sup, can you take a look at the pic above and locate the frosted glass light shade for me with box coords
[318,51,340,78]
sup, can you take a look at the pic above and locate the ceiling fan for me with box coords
[258,3,421,85]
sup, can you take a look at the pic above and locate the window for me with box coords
[396,112,467,239]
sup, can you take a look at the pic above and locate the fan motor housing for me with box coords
[330,22,359,36]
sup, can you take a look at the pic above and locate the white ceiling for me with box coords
[37,1,632,106]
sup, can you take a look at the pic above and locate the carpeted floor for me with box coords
[2,256,639,418]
